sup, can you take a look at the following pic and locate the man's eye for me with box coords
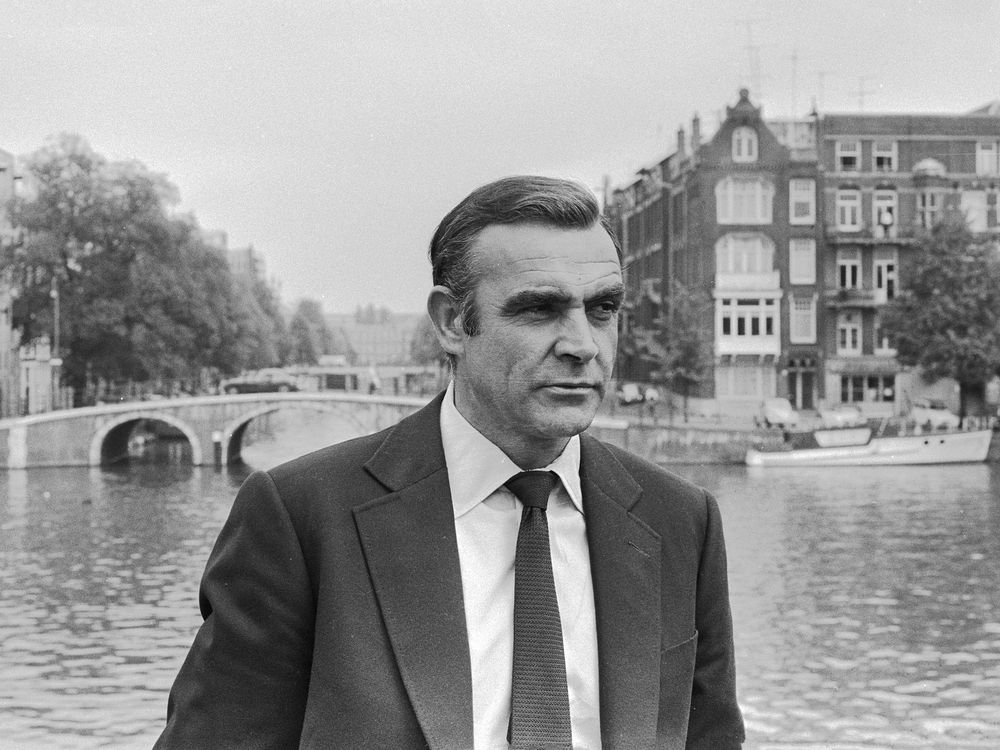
[589,302,619,319]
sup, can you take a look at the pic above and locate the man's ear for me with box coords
[427,286,466,356]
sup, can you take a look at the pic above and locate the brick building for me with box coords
[608,91,1000,417]
[818,107,1000,414]
[609,89,823,414]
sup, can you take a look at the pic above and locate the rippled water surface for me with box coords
[2,423,999,748]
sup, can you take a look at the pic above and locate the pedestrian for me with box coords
[155,175,744,749]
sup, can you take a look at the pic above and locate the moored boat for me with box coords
[746,421,993,467]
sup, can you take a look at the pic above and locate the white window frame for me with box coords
[873,189,898,239]
[836,140,860,172]
[715,233,775,274]
[837,249,861,290]
[918,191,941,229]
[874,313,896,356]
[873,140,897,172]
[718,297,778,340]
[715,176,775,225]
[789,178,816,225]
[874,253,897,304]
[836,189,862,231]
[732,126,758,163]
[790,295,816,344]
[837,312,862,355]
[788,238,816,284]
[961,189,988,232]
[976,141,999,176]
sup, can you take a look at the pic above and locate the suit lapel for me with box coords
[353,395,474,750]
[580,435,662,749]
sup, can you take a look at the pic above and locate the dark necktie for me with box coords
[505,470,573,750]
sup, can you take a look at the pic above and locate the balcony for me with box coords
[716,336,781,357]
[715,271,781,291]
[824,288,883,308]
[825,224,919,246]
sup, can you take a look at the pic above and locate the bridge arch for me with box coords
[220,401,372,465]
[90,412,204,466]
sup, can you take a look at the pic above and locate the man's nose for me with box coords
[554,309,599,362]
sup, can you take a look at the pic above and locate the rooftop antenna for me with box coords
[789,47,799,116]
[815,69,836,111]
[855,76,875,111]
[735,17,767,102]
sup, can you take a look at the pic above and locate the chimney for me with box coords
[677,125,686,157]
[691,113,701,150]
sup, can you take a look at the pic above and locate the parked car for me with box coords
[219,369,299,394]
[616,382,644,405]
[818,403,866,428]
[910,398,960,429]
[754,397,800,429]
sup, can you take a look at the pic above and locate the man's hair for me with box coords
[429,175,622,336]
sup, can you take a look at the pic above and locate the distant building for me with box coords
[326,306,426,366]
[227,244,265,279]
[818,105,1000,414]
[609,89,823,414]
[607,90,1000,417]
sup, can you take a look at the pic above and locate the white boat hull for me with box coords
[746,429,994,467]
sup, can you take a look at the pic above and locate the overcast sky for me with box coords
[2,0,998,314]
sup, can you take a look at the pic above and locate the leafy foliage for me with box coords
[880,217,1000,413]
[287,298,334,365]
[623,280,711,410]
[1,133,286,399]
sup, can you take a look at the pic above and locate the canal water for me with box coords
[2,416,999,748]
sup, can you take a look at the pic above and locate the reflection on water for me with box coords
[675,463,1000,748]
[2,437,999,748]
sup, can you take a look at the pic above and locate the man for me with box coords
[156,175,744,748]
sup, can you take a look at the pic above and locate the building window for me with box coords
[732,126,758,162]
[719,297,777,340]
[918,191,941,229]
[840,375,894,403]
[715,176,774,224]
[836,140,860,171]
[874,251,897,303]
[790,295,816,343]
[873,189,898,238]
[874,313,896,355]
[789,178,816,225]
[976,142,999,176]
[837,249,861,289]
[842,374,895,403]
[789,238,816,284]
[961,189,988,232]
[836,189,862,231]
[837,312,861,355]
[873,140,897,172]
[715,233,775,274]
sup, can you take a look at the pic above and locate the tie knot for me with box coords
[505,471,557,510]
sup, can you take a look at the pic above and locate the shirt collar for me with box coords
[439,381,583,519]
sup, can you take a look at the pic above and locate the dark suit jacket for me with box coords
[156,394,744,749]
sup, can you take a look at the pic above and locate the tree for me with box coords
[2,134,285,400]
[625,280,711,421]
[880,217,1000,418]
[287,298,333,365]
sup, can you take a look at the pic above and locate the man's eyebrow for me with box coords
[586,283,626,304]
[500,288,574,314]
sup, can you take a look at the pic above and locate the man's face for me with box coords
[452,222,623,465]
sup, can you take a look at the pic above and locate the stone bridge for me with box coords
[0,392,430,470]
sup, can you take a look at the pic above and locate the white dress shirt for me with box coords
[440,382,602,750]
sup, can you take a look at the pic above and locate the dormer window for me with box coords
[732,126,758,162]
[836,140,860,172]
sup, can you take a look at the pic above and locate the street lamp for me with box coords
[49,274,62,410]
